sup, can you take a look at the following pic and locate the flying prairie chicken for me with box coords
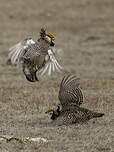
[7,28,62,82]
[46,75,104,126]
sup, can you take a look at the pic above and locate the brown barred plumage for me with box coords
[59,75,83,106]
[48,104,104,126]
[46,75,104,126]
[8,28,62,82]
[22,39,50,60]
[20,38,51,82]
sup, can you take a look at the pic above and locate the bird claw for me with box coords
[25,70,39,82]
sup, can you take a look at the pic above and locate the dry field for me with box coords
[0,0,114,151]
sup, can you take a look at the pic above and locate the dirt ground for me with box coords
[0,0,114,151]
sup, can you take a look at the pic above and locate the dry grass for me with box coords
[0,0,114,151]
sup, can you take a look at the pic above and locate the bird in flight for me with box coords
[46,75,104,126]
[7,28,62,82]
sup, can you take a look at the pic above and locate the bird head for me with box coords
[45,106,61,120]
[46,32,55,46]
[45,107,54,115]
[40,28,55,46]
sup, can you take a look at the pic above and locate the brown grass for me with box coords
[0,0,114,151]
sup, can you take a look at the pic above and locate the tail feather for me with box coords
[93,112,104,118]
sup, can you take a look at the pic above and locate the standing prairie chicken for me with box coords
[7,28,62,82]
[46,75,104,126]
[46,104,104,126]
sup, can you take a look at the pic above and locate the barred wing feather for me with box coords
[58,75,83,107]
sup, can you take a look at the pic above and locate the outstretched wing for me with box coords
[58,75,83,107]
[39,49,62,76]
[8,38,35,64]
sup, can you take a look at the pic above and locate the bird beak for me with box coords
[45,108,53,114]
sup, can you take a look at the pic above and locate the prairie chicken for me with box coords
[7,28,62,82]
[46,75,104,126]
[46,104,104,126]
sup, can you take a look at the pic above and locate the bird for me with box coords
[46,106,61,120]
[45,75,104,126]
[46,104,104,126]
[7,28,62,82]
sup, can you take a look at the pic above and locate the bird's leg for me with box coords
[22,58,38,82]
[23,66,34,82]
[32,68,39,81]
